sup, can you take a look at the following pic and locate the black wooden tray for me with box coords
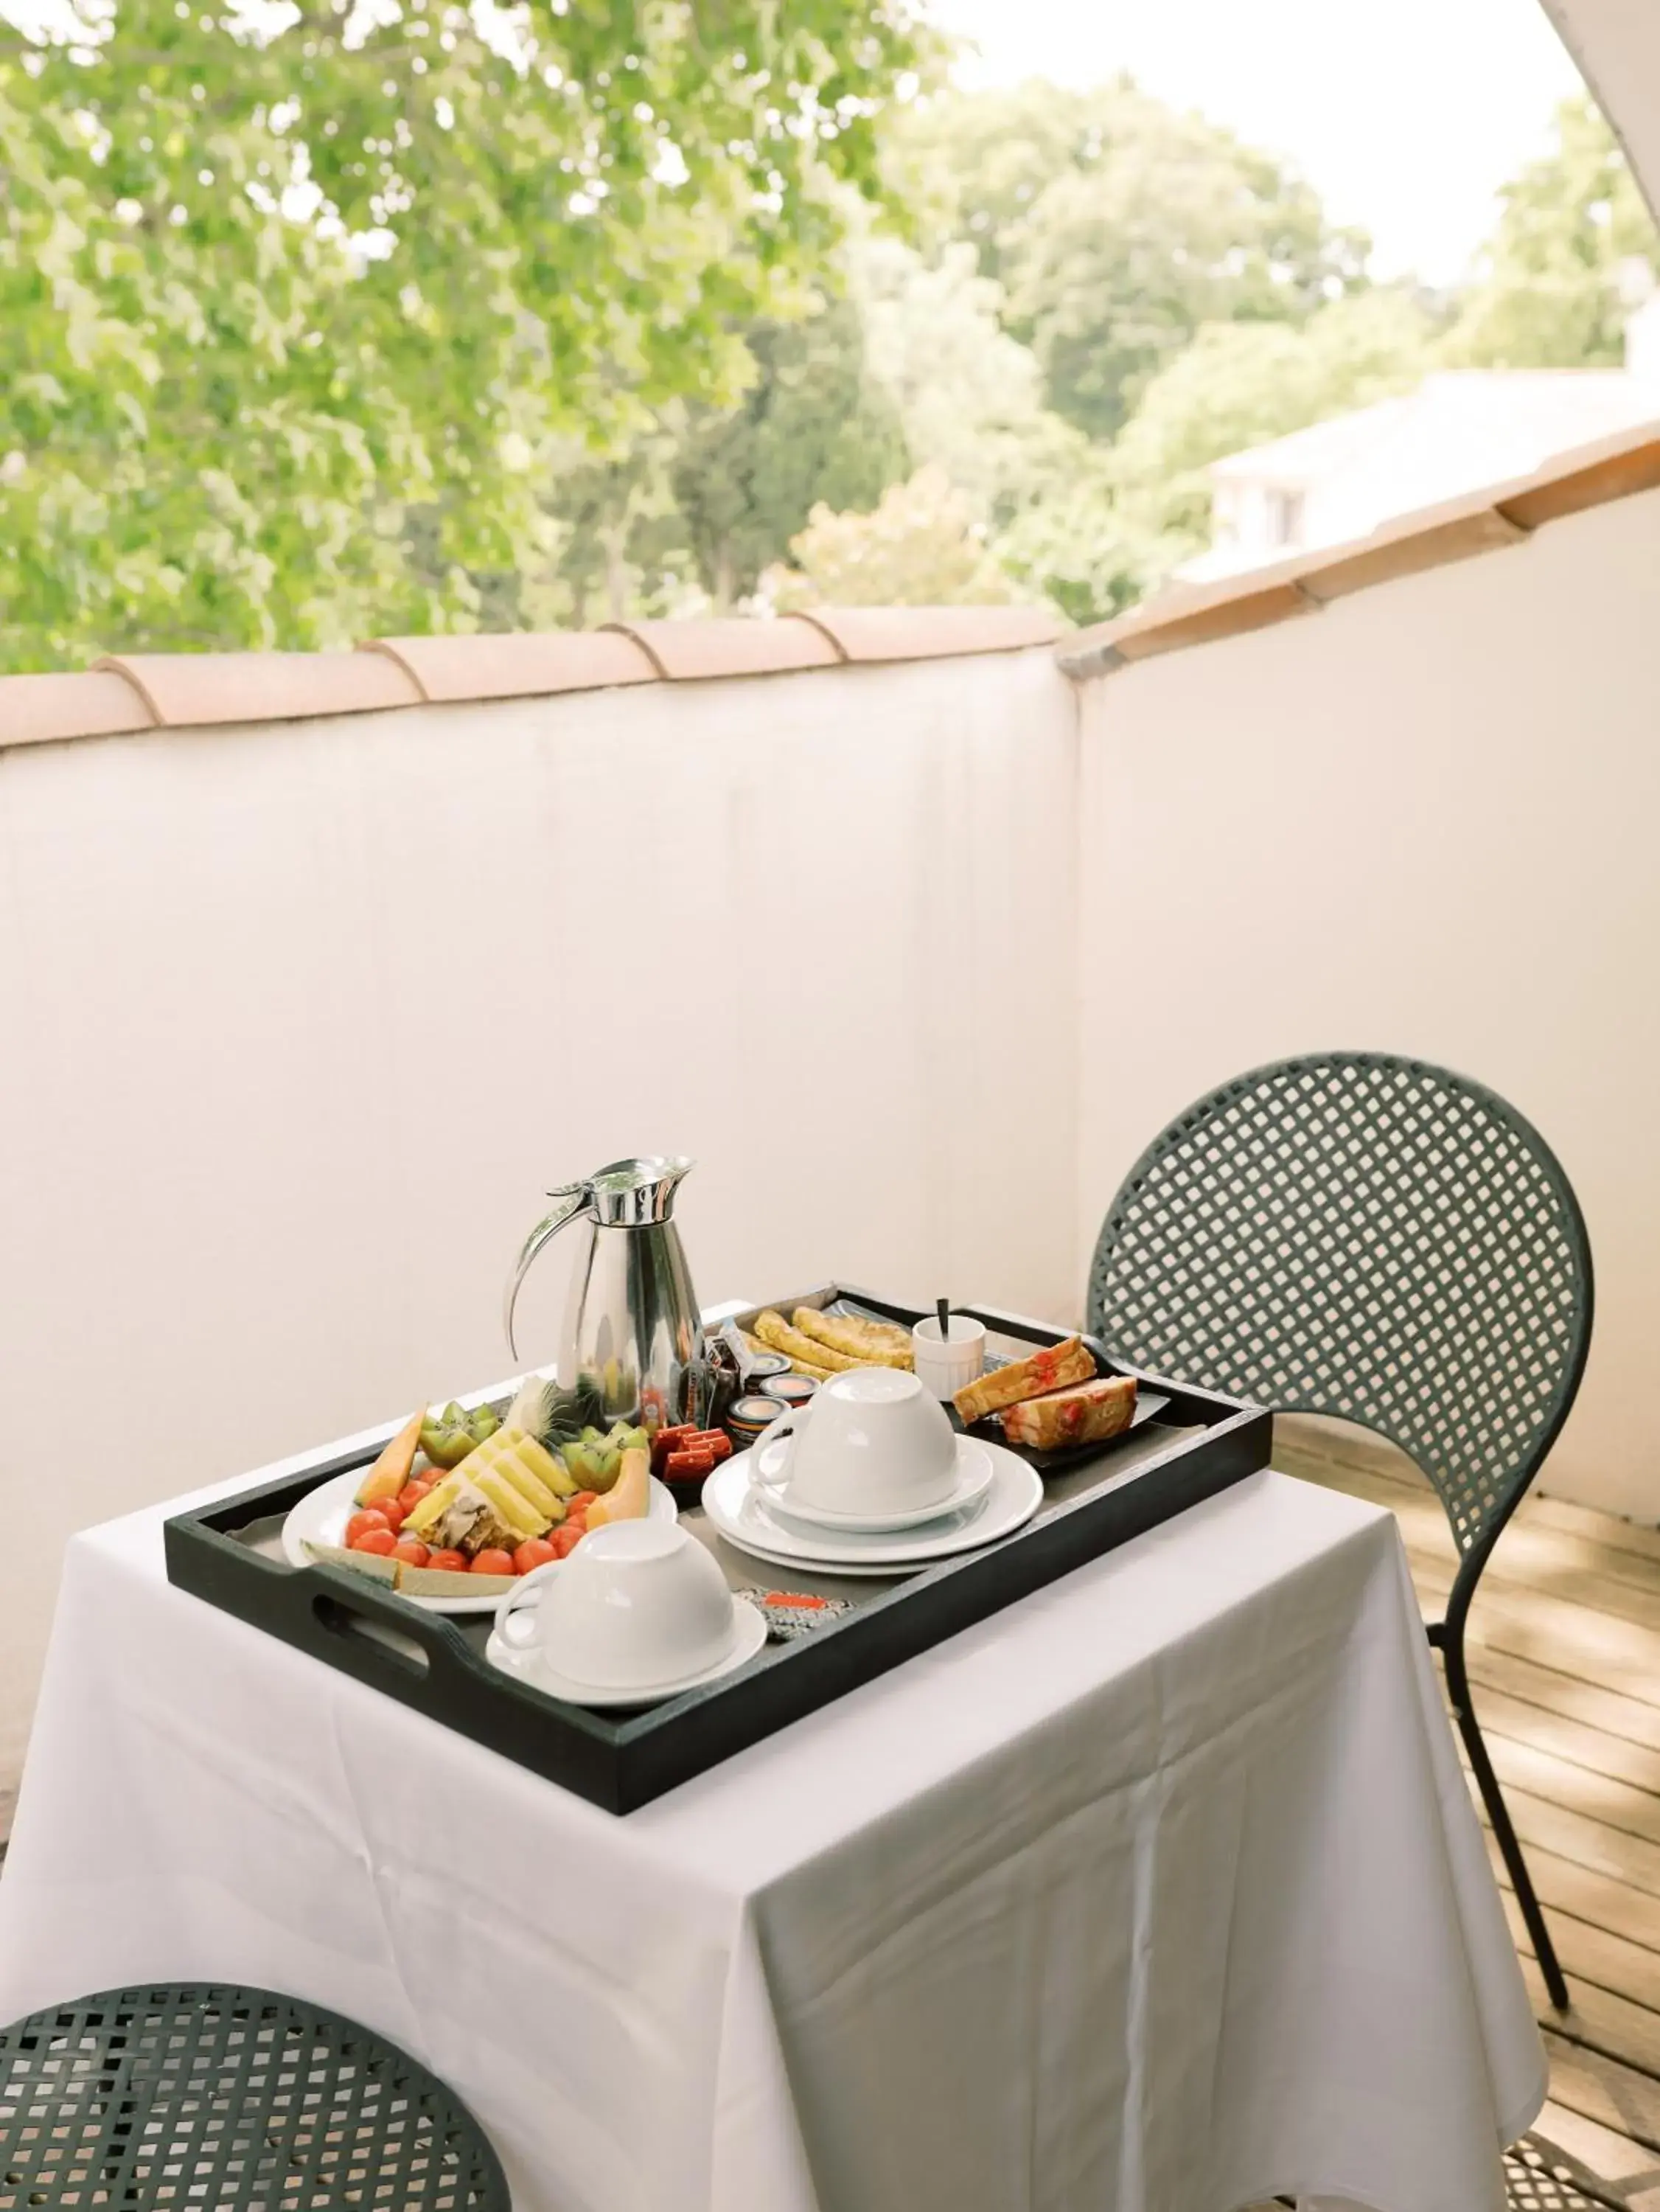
[164,1290,1271,1814]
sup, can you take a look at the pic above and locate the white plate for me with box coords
[282,1467,678,1616]
[702,1441,1042,1573]
[753,1433,996,1534]
[484,1599,767,1708]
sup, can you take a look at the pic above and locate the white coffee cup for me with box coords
[756,1366,960,1518]
[493,1520,736,1691]
[910,1313,988,1401]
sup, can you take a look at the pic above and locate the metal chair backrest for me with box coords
[1087,1052,1594,1562]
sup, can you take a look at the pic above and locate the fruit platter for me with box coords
[279,1378,730,1615]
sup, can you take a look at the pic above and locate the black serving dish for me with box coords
[164,1291,1270,1815]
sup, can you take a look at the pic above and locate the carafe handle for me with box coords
[504,1183,594,1360]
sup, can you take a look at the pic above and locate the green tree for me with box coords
[851,232,1077,524]
[991,467,1175,626]
[899,80,1367,439]
[849,224,1151,619]
[767,465,1019,607]
[669,301,907,607]
[0,0,940,669]
[1441,94,1660,368]
[888,77,1123,284]
[538,422,695,628]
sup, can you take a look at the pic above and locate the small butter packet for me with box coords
[736,1586,855,1642]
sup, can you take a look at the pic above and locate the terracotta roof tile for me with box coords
[0,669,154,748]
[1059,419,1660,678]
[1496,432,1660,529]
[602,616,842,678]
[97,650,420,728]
[1107,577,1319,663]
[363,629,657,703]
[1296,501,1527,602]
[798,605,1061,662]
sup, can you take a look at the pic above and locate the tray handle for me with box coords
[282,1562,483,1701]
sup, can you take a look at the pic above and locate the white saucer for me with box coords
[703,1442,1042,1573]
[753,1433,996,1533]
[484,1599,767,1708]
[282,1467,677,1616]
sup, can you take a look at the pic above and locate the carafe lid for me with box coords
[586,1155,694,1225]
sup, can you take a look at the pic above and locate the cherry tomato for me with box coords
[552,1526,583,1558]
[391,1537,430,1568]
[566,1490,597,1509]
[377,1498,409,1534]
[397,1481,431,1513]
[513,1537,557,1576]
[426,1549,468,1574]
[345,1509,391,1546]
[470,1548,515,1576]
[351,1526,398,1556]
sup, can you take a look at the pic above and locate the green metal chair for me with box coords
[1087,1051,1593,2013]
[0,1983,510,2208]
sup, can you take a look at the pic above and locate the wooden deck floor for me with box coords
[1275,1419,1660,2212]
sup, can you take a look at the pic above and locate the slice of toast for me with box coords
[952,1335,1095,1425]
[1000,1374,1137,1450]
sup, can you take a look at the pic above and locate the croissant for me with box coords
[792,1307,913,1369]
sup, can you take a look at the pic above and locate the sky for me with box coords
[3,0,1587,285]
[926,0,1586,285]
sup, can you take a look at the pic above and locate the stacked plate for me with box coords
[702,1429,1044,1577]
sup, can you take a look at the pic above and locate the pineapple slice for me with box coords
[470,1468,551,1542]
[453,1426,575,1515]
[404,1475,461,1542]
[403,1431,565,1556]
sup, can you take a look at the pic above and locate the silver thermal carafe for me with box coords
[504,1156,702,1429]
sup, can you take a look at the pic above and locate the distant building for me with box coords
[1182,296,1660,579]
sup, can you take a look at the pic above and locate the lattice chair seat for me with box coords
[1087,1052,1593,2015]
[0,1983,509,2210]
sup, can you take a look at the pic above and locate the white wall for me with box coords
[1075,487,1660,1521]
[9,492,1659,1804]
[0,647,1078,1788]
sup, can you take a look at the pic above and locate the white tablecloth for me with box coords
[0,1450,1543,2212]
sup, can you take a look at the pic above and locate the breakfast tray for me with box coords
[164,1290,1272,1814]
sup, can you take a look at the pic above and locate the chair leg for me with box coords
[1443,1624,1569,2012]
